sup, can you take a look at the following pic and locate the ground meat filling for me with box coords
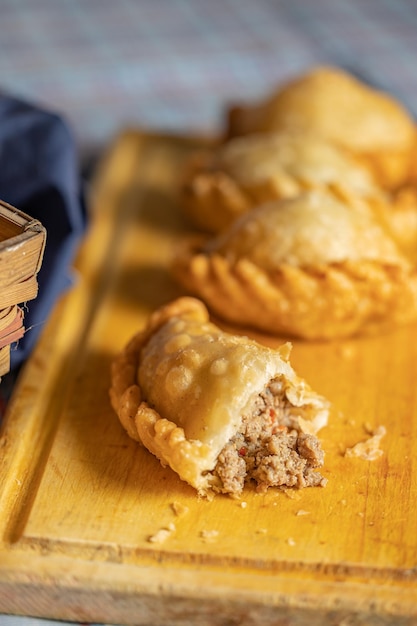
[213,376,326,496]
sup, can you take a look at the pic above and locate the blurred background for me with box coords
[2,0,417,169]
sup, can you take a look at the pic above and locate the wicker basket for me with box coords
[0,200,46,377]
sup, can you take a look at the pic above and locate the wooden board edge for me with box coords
[0,550,416,626]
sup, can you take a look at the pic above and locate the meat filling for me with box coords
[212,376,326,496]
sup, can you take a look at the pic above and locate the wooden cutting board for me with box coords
[1,130,417,626]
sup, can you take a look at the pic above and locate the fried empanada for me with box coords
[389,184,417,261]
[110,297,329,497]
[182,131,381,234]
[226,66,416,189]
[173,189,417,339]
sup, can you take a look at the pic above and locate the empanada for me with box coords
[226,66,416,189]
[173,189,417,339]
[110,297,329,497]
[390,184,417,261]
[182,131,382,234]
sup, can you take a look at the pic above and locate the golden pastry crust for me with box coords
[226,66,416,189]
[389,184,417,260]
[173,190,417,339]
[110,297,330,497]
[182,132,381,233]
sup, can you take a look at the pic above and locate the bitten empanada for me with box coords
[173,189,417,339]
[110,297,329,497]
[182,131,380,234]
[226,66,416,189]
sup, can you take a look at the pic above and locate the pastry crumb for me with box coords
[239,501,247,508]
[296,509,310,516]
[171,501,189,517]
[256,528,268,534]
[345,425,386,460]
[283,489,302,500]
[287,537,296,546]
[200,529,219,542]
[148,523,176,544]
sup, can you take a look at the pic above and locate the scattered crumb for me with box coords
[283,489,302,501]
[358,511,364,518]
[148,523,176,544]
[295,509,310,516]
[239,501,247,509]
[200,529,219,543]
[148,529,170,544]
[339,499,347,506]
[287,537,296,546]
[345,425,386,460]
[256,528,268,534]
[171,501,189,517]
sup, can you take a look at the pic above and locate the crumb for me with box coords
[339,499,347,506]
[295,509,310,516]
[287,537,296,546]
[345,425,386,460]
[256,528,268,534]
[283,489,302,501]
[239,501,247,509]
[148,524,176,544]
[358,511,364,518]
[200,529,219,542]
[171,501,189,517]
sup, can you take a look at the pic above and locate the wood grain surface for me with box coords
[0,130,416,626]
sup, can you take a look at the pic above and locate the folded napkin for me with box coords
[0,93,86,369]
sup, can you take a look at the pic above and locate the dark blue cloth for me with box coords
[0,94,86,369]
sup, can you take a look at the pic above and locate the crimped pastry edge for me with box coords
[172,239,417,340]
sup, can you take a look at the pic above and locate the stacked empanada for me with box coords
[176,66,417,338]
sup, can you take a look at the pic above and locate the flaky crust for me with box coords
[173,190,417,339]
[226,66,416,189]
[110,297,329,496]
[182,132,381,233]
[389,184,417,261]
